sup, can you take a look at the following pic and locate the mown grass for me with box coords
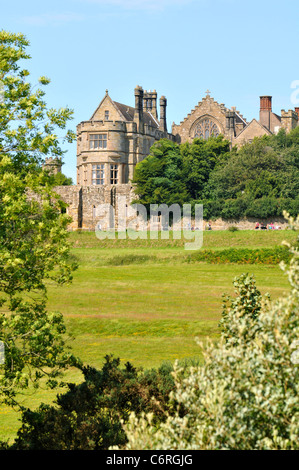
[0,229,294,443]
[69,228,296,250]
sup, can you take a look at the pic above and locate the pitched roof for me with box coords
[113,101,159,128]
[234,118,272,140]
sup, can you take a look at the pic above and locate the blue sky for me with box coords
[2,0,299,181]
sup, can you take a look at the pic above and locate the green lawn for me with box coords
[0,229,294,443]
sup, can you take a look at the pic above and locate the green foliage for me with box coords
[180,136,230,199]
[187,246,291,265]
[0,31,77,406]
[0,300,73,402]
[199,196,299,220]
[133,128,299,220]
[121,213,299,449]
[51,172,73,186]
[11,355,175,450]
[0,31,76,173]
[219,273,265,345]
[132,136,230,209]
[132,139,186,209]
[106,253,157,265]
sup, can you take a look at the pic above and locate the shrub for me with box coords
[187,247,291,265]
[11,356,175,450]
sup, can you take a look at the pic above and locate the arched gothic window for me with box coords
[193,118,220,140]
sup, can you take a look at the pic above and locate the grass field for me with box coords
[0,229,296,443]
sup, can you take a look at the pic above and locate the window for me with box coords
[92,164,105,185]
[89,134,107,149]
[193,119,220,140]
[105,110,109,120]
[110,164,118,184]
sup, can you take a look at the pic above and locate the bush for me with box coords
[197,196,299,221]
[187,247,291,265]
[11,355,175,450]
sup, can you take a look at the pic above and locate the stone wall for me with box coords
[53,185,289,232]
[54,184,135,231]
[203,216,288,231]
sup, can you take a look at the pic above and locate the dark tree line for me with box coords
[132,128,299,219]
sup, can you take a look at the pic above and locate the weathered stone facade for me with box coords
[54,184,135,231]
[172,92,298,148]
[172,92,248,146]
[76,87,175,186]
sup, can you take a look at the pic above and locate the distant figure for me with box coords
[260,223,267,230]
[255,222,260,230]
[207,222,212,231]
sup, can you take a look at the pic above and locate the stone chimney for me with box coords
[149,90,158,120]
[159,96,167,133]
[142,90,158,120]
[134,85,144,132]
[259,96,272,130]
[143,91,149,113]
[295,107,299,121]
[225,110,235,139]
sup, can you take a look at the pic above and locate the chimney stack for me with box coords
[260,96,272,111]
[134,86,144,132]
[295,107,299,121]
[159,96,167,133]
[149,90,158,119]
[143,91,149,113]
[259,96,272,130]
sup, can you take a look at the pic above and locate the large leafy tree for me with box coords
[208,129,299,201]
[180,135,230,200]
[0,31,77,406]
[132,136,230,208]
[132,139,189,209]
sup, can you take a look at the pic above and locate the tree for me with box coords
[0,31,77,407]
[132,136,230,209]
[180,136,230,200]
[52,172,73,186]
[207,132,299,202]
[132,139,188,209]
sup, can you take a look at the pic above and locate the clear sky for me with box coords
[2,0,299,181]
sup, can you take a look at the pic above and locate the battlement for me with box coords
[77,120,128,133]
[281,109,298,118]
[43,156,62,174]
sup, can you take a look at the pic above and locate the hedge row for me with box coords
[195,197,299,220]
[187,246,291,265]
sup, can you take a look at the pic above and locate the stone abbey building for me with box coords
[51,86,299,230]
